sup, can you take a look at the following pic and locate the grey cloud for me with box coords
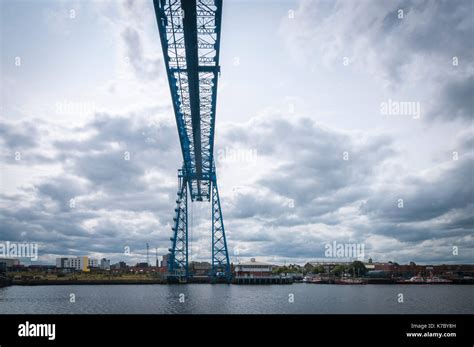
[222,115,394,226]
[360,155,474,224]
[359,130,474,245]
[36,176,89,210]
[218,112,473,262]
[121,26,161,81]
[0,119,59,165]
[0,119,39,149]
[118,0,163,81]
[228,191,288,220]
[1,111,181,262]
[432,75,474,121]
[1,108,473,264]
[71,150,145,191]
[282,0,474,121]
[53,113,179,193]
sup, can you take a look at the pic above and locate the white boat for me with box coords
[426,276,452,284]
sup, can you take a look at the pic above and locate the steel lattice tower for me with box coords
[153,0,231,282]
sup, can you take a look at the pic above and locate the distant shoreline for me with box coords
[11,279,167,286]
[6,278,474,286]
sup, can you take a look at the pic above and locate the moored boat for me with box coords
[425,276,452,284]
[397,275,453,284]
[335,278,367,285]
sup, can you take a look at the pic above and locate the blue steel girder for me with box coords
[211,177,231,280]
[168,171,188,278]
[154,0,223,201]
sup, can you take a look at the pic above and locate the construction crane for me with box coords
[153,0,230,282]
[146,243,150,266]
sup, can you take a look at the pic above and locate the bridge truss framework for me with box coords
[153,0,231,282]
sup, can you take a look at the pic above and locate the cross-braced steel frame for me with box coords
[154,0,230,282]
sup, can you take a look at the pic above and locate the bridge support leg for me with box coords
[211,179,231,283]
[168,174,188,282]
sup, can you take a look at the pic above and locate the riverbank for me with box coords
[301,277,474,285]
[11,279,167,285]
[6,277,473,285]
[0,276,12,287]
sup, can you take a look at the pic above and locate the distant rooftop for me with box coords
[238,258,272,266]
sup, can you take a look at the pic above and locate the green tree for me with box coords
[273,266,291,274]
[311,265,325,274]
[348,261,367,277]
[331,265,347,276]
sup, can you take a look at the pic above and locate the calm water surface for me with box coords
[0,284,472,314]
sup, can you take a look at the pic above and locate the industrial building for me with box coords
[0,258,20,268]
[234,258,274,277]
[55,257,98,272]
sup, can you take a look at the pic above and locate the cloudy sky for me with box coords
[0,0,473,266]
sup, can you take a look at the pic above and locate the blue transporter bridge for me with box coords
[153,0,231,282]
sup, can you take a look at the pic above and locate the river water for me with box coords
[0,284,472,314]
